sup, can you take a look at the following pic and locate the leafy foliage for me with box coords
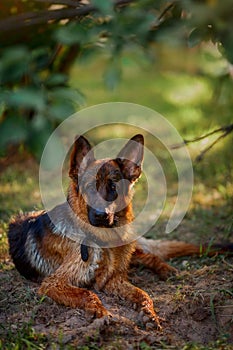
[0,0,233,157]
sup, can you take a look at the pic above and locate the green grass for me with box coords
[0,323,47,350]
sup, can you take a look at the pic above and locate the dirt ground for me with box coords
[0,252,233,349]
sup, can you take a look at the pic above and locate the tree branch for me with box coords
[157,2,175,22]
[0,0,134,32]
[34,0,82,7]
[171,123,233,148]
[195,132,228,162]
[171,123,233,161]
[0,6,95,32]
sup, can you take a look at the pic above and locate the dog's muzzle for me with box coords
[88,206,115,227]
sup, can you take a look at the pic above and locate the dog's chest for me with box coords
[71,247,102,287]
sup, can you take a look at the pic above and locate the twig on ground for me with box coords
[222,257,233,269]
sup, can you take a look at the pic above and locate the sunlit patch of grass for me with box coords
[148,181,232,243]
[0,222,9,263]
[0,159,43,264]
[0,166,42,220]
[162,73,211,106]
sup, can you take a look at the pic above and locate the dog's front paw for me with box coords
[92,312,113,325]
[90,305,110,319]
[139,310,162,331]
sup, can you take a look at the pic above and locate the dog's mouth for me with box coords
[87,206,118,228]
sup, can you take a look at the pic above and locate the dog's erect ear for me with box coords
[69,135,95,181]
[116,134,144,182]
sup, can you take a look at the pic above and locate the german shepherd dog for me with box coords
[8,134,231,329]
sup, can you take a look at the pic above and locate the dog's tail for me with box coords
[136,237,233,260]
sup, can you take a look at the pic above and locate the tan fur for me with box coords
[136,237,201,259]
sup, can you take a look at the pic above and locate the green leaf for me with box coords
[0,115,27,150]
[27,119,53,160]
[188,28,202,48]
[7,88,46,111]
[49,87,85,105]
[47,87,85,121]
[31,113,48,131]
[0,46,30,84]
[220,32,233,64]
[92,0,113,15]
[55,23,91,45]
[47,101,75,121]
[45,73,68,87]
[31,47,51,70]
[104,61,122,90]
[0,91,8,104]
[188,27,213,48]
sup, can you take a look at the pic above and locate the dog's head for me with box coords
[68,134,144,228]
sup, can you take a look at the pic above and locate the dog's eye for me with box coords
[109,182,116,192]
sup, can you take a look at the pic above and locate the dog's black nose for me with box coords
[88,206,111,227]
[94,209,108,220]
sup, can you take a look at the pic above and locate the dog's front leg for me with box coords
[103,276,161,329]
[39,275,109,318]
